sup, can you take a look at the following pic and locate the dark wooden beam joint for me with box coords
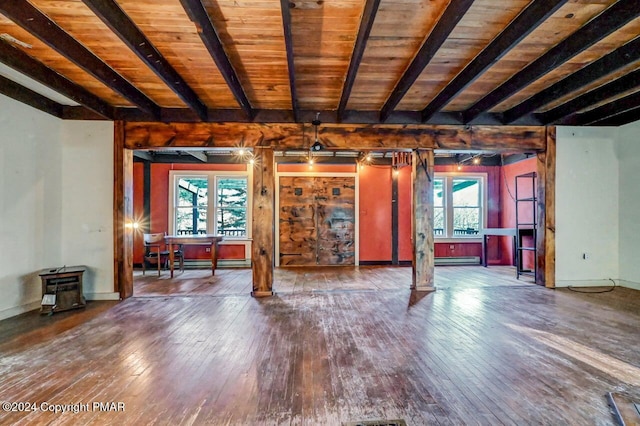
[179,0,254,119]
[463,0,640,123]
[0,0,161,119]
[82,0,208,120]
[380,0,475,122]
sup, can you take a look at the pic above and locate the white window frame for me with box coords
[168,169,253,261]
[434,172,487,242]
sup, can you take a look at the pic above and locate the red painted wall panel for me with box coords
[500,157,537,268]
[397,166,413,261]
[133,163,248,263]
[359,165,392,261]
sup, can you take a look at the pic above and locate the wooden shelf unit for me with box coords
[515,172,537,280]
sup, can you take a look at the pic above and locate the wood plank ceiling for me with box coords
[0,0,639,126]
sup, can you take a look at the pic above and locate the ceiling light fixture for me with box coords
[310,112,324,152]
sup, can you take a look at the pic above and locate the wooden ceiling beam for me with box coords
[563,91,640,126]
[503,37,640,124]
[462,0,640,124]
[379,0,474,122]
[589,105,640,126]
[0,0,161,119]
[279,0,299,122]
[337,0,381,121]
[0,74,63,117]
[538,69,640,124]
[123,122,546,152]
[420,0,567,122]
[82,0,208,121]
[179,0,253,119]
[0,39,114,119]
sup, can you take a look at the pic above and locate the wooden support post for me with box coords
[114,120,134,299]
[411,149,436,291]
[537,127,556,288]
[251,147,275,297]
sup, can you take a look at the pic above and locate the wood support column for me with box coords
[537,127,556,288]
[251,147,275,297]
[114,120,134,299]
[411,149,436,291]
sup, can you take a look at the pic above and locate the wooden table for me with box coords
[480,228,516,267]
[164,234,224,278]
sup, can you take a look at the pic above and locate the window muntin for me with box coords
[434,174,485,238]
[170,171,250,238]
[216,177,248,237]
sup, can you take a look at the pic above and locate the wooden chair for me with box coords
[142,233,184,276]
[143,233,169,276]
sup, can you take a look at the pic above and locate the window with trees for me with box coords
[170,171,250,238]
[434,173,486,238]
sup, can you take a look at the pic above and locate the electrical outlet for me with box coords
[582,252,589,260]
[205,247,211,253]
[449,245,455,250]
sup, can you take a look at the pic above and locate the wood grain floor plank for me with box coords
[1,266,638,424]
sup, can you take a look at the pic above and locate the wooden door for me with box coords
[279,176,355,266]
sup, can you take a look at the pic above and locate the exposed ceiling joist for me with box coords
[179,0,253,119]
[0,0,161,119]
[566,91,640,126]
[590,105,640,126]
[379,0,475,122]
[503,36,640,124]
[420,0,567,122]
[462,0,640,123]
[539,69,640,124]
[0,39,114,119]
[0,74,62,117]
[81,0,208,121]
[279,0,299,123]
[337,0,381,121]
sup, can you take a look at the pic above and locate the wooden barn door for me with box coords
[279,176,355,266]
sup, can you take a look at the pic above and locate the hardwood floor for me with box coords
[1,267,638,425]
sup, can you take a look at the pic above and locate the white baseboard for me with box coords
[556,279,619,288]
[619,280,640,291]
[0,300,41,321]
[85,292,120,301]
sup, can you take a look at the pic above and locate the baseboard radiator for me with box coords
[435,256,481,266]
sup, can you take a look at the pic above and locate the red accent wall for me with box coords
[432,165,501,262]
[398,166,413,261]
[133,163,248,263]
[499,157,537,268]
[359,165,393,261]
[277,164,356,173]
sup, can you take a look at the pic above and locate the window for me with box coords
[434,173,486,238]
[170,171,251,238]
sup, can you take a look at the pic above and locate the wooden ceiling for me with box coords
[0,0,639,126]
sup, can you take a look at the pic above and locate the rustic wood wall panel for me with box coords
[398,0,530,110]
[346,0,451,110]
[0,15,131,105]
[445,1,617,111]
[290,0,365,110]
[279,176,318,266]
[28,0,186,107]
[279,176,355,266]
[115,0,239,108]
[315,176,356,265]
